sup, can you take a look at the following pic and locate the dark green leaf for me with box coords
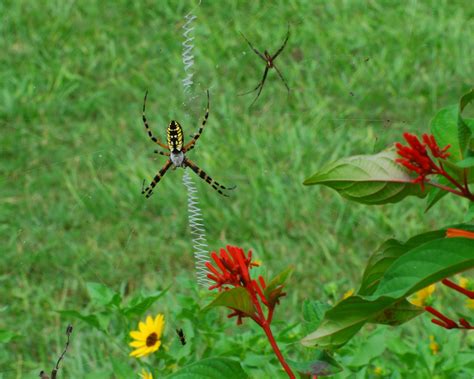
[202,287,255,316]
[288,350,343,377]
[264,266,293,308]
[372,237,474,299]
[166,357,249,379]
[359,230,445,295]
[303,151,426,204]
[458,88,474,152]
[301,296,394,349]
[369,299,423,325]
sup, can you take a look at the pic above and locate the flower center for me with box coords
[146,332,158,347]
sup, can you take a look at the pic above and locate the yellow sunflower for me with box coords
[410,284,436,307]
[129,314,165,358]
[139,369,153,379]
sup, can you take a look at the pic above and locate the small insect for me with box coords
[141,91,235,198]
[176,328,186,345]
[240,24,290,107]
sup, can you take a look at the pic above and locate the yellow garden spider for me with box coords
[141,90,235,198]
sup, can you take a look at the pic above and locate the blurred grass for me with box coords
[1,0,473,377]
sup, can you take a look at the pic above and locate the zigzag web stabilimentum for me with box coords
[180,2,213,288]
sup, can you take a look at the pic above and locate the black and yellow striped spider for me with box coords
[141,90,235,198]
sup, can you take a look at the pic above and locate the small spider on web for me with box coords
[239,24,290,107]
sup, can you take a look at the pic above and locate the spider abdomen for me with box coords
[167,120,184,152]
[170,151,185,168]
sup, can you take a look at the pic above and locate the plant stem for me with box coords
[261,321,296,379]
[442,279,474,299]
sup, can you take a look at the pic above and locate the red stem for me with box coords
[425,306,458,328]
[437,164,474,201]
[246,284,296,378]
[442,279,474,299]
[261,321,296,379]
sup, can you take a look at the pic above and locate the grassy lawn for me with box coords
[1,0,473,377]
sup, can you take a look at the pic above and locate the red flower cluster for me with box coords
[395,133,450,189]
[206,246,271,325]
[206,245,259,291]
[206,246,295,378]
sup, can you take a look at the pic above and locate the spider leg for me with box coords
[154,150,170,156]
[271,23,290,60]
[249,66,269,107]
[142,90,169,150]
[240,32,266,62]
[273,64,290,94]
[142,159,173,198]
[184,90,210,152]
[185,158,236,197]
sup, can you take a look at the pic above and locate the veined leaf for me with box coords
[301,296,393,349]
[303,151,426,205]
[458,88,474,152]
[264,266,293,308]
[359,230,445,295]
[202,287,255,316]
[166,357,249,379]
[302,227,474,349]
[372,237,474,299]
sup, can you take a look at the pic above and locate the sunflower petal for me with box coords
[129,340,145,348]
[130,331,146,341]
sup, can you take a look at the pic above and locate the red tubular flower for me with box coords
[446,228,474,239]
[206,245,296,378]
[395,133,451,190]
[205,245,259,291]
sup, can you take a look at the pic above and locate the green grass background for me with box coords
[1,0,473,377]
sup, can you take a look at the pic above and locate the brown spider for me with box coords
[240,24,290,107]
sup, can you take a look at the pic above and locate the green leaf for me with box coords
[264,266,293,308]
[372,237,474,299]
[369,299,423,325]
[431,106,463,161]
[346,328,386,368]
[303,151,426,205]
[122,289,168,317]
[302,300,331,324]
[301,296,393,349]
[288,351,343,377]
[57,310,107,333]
[166,357,249,379]
[0,329,18,343]
[202,287,256,316]
[86,282,121,307]
[359,230,445,295]
[455,157,474,168]
[458,88,474,152]
[111,358,135,379]
[424,174,454,211]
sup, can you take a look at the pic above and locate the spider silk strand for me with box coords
[181,7,212,288]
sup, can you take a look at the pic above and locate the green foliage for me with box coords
[165,357,249,379]
[203,287,256,315]
[303,151,426,204]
